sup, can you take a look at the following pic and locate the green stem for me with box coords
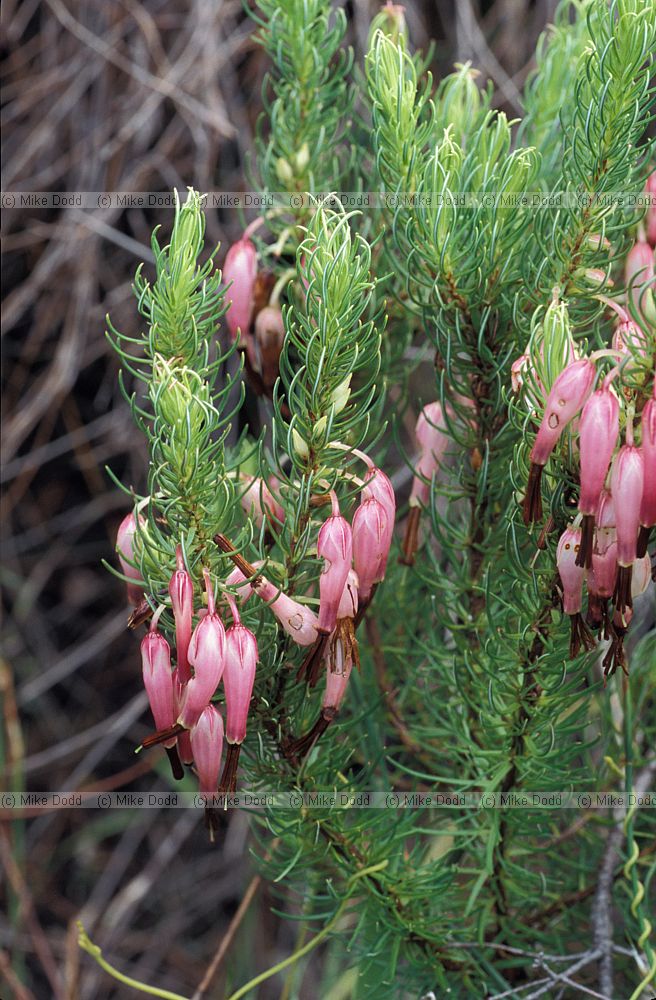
[225,861,389,1000]
[77,922,191,1000]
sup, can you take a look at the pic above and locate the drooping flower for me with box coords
[362,463,395,570]
[556,525,596,658]
[352,497,389,602]
[222,597,258,746]
[116,512,145,605]
[178,569,226,729]
[190,704,224,797]
[141,613,175,736]
[168,546,194,683]
[575,385,619,568]
[610,432,645,614]
[254,576,320,646]
[223,237,257,341]
[316,493,353,635]
[410,402,450,507]
[638,396,656,557]
[288,573,360,758]
[523,359,596,524]
[402,402,449,564]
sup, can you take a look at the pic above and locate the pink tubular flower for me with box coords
[178,570,226,729]
[116,512,145,605]
[320,571,359,713]
[638,397,656,556]
[557,526,596,658]
[240,475,284,531]
[625,237,654,314]
[168,546,194,683]
[575,386,619,568]
[190,705,224,797]
[589,539,618,601]
[316,494,353,634]
[598,297,648,364]
[524,359,596,524]
[362,464,395,567]
[322,630,354,715]
[254,576,319,646]
[352,498,389,602]
[222,597,258,745]
[610,433,645,613]
[557,527,586,616]
[223,237,257,341]
[410,402,449,507]
[224,560,265,602]
[647,172,656,248]
[141,614,175,737]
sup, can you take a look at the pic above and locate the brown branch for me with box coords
[191,874,262,1000]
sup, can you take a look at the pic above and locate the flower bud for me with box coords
[168,546,194,683]
[331,375,352,415]
[190,705,224,797]
[141,619,175,737]
[223,238,257,341]
[152,357,209,432]
[352,498,389,601]
[316,495,353,634]
[575,387,619,568]
[410,403,449,507]
[292,427,310,460]
[178,570,226,729]
[535,295,576,392]
[240,475,284,531]
[116,512,145,605]
[222,602,258,745]
[254,305,285,390]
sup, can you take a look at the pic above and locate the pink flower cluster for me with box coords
[525,365,655,660]
[136,548,258,798]
[219,455,395,718]
[117,451,396,791]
